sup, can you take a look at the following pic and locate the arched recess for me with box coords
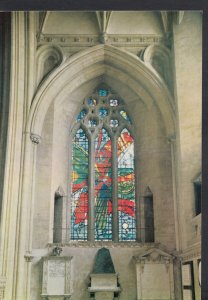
[36,44,64,88]
[27,44,176,247]
[27,44,175,138]
[143,44,173,94]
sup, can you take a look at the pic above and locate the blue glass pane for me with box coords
[98,89,108,97]
[95,128,112,240]
[117,128,136,241]
[99,108,108,118]
[88,98,97,106]
[120,110,131,123]
[88,118,97,127]
[71,128,88,240]
[76,109,87,121]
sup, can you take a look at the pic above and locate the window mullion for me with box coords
[88,135,95,242]
[112,135,118,242]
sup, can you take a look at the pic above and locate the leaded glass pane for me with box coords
[88,98,97,106]
[76,109,87,121]
[110,119,119,127]
[71,128,88,240]
[98,89,108,97]
[109,99,118,106]
[120,110,131,123]
[88,118,97,127]
[117,128,136,241]
[94,128,112,240]
[99,108,108,118]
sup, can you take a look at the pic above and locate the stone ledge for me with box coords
[47,242,160,248]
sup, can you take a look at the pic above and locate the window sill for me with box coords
[48,241,160,248]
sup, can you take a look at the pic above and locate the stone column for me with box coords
[0,12,37,300]
[112,136,118,242]
[88,134,95,241]
[168,135,181,251]
[172,11,202,250]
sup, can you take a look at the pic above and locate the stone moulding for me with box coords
[133,247,174,264]
[47,242,160,248]
[38,34,166,47]
[36,44,64,87]
[27,44,175,139]
[180,243,201,262]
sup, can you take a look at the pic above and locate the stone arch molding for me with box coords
[36,44,64,88]
[143,44,173,93]
[28,44,175,138]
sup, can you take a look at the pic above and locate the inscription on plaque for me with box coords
[41,256,73,298]
[183,289,193,300]
[47,260,65,295]
[182,264,192,286]
[141,264,170,299]
[48,260,65,277]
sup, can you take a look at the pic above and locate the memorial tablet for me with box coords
[48,260,65,294]
[182,264,192,286]
[183,289,193,300]
[41,255,73,299]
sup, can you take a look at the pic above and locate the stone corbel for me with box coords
[64,296,71,300]
[30,133,41,145]
[24,251,34,262]
[52,246,63,256]
[167,134,176,145]
[100,32,108,44]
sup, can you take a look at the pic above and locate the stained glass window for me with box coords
[71,88,137,242]
[118,128,136,240]
[95,129,112,240]
[71,128,89,240]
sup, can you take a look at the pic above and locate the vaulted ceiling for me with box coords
[36,11,185,55]
[37,11,180,38]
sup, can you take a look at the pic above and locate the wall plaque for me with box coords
[41,255,73,300]
[182,262,194,300]
[182,264,192,286]
[134,248,174,300]
[183,289,193,300]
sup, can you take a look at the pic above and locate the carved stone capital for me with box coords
[100,32,108,44]
[30,133,41,144]
[24,251,34,262]
[167,134,176,144]
[52,246,63,256]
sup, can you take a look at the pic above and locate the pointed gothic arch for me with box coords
[27,44,175,139]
